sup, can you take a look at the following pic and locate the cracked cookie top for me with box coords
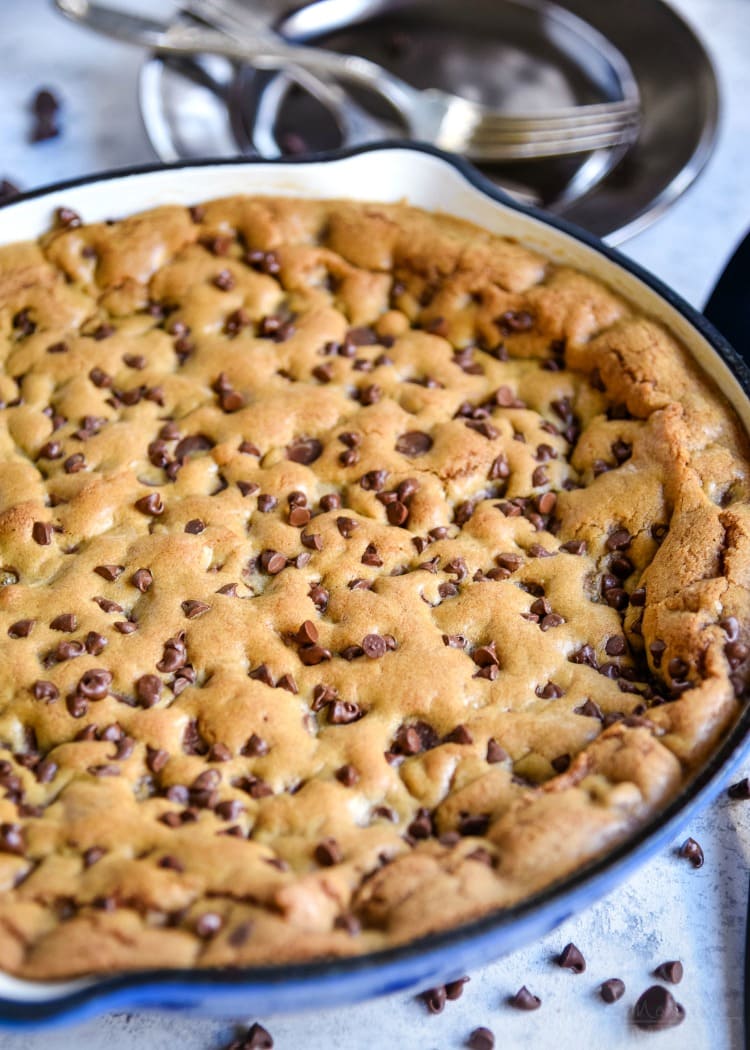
[0,195,747,978]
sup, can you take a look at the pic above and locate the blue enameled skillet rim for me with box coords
[0,142,748,1028]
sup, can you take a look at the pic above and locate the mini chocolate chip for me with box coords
[8,619,34,639]
[135,493,164,516]
[678,837,704,868]
[362,634,387,659]
[508,986,541,1010]
[66,692,88,719]
[228,1023,274,1050]
[146,747,169,773]
[260,550,287,575]
[728,777,750,800]
[136,674,162,707]
[195,912,223,939]
[599,978,625,1003]
[32,680,59,702]
[94,564,123,582]
[314,837,342,866]
[654,960,683,984]
[77,668,112,700]
[50,613,77,632]
[395,431,433,457]
[486,739,507,763]
[328,700,362,724]
[32,521,53,546]
[557,942,586,973]
[467,1027,495,1050]
[35,758,57,783]
[421,986,447,1014]
[0,823,24,856]
[287,437,322,465]
[335,764,359,786]
[336,516,359,538]
[633,985,685,1030]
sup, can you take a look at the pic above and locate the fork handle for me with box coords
[161,24,420,124]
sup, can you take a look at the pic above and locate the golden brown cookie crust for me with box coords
[0,196,746,979]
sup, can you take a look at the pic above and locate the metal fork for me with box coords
[56,0,640,161]
[180,0,396,156]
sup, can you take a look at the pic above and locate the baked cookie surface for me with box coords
[0,196,747,978]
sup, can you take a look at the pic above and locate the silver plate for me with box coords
[138,0,718,243]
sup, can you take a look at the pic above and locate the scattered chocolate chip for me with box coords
[421,986,447,1014]
[728,777,750,800]
[654,960,683,984]
[599,978,625,1003]
[633,985,685,1030]
[335,763,359,786]
[467,1027,495,1050]
[131,568,153,592]
[181,599,211,619]
[557,942,586,973]
[678,837,704,868]
[508,986,541,1010]
[77,668,112,700]
[0,179,20,203]
[226,1023,274,1050]
[32,521,53,546]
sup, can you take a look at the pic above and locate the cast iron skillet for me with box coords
[0,144,748,1029]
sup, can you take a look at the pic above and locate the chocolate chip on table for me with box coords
[678,837,704,868]
[599,978,625,1003]
[30,87,61,142]
[446,976,470,999]
[421,985,447,1014]
[225,1023,274,1050]
[508,985,541,1010]
[0,179,20,203]
[654,960,683,984]
[556,942,586,973]
[467,1027,495,1050]
[633,985,685,1030]
[728,777,750,800]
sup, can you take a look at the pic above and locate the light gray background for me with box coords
[0,1,749,1047]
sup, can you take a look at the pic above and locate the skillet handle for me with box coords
[703,230,750,360]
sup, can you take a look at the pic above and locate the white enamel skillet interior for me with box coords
[0,143,749,1014]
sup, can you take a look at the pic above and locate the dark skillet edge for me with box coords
[0,142,748,1027]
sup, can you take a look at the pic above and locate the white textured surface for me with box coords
[0,1,749,1047]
